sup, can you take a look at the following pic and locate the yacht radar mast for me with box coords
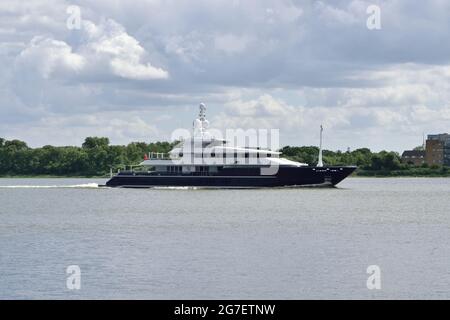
[193,103,210,138]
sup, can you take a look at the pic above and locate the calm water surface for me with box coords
[0,177,449,299]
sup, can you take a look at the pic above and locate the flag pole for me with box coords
[317,124,324,167]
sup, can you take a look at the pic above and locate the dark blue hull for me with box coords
[105,166,356,188]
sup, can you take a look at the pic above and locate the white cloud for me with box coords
[213,88,450,151]
[315,1,360,25]
[13,18,168,82]
[214,34,250,55]
[15,36,85,79]
[1,0,450,151]
[81,19,169,80]
[1,111,160,147]
[163,32,206,63]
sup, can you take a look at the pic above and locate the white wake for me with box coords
[0,183,99,189]
[150,186,194,190]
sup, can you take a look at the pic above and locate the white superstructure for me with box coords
[139,103,308,168]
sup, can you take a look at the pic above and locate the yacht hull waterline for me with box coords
[105,166,356,188]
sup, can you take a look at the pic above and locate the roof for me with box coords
[401,150,425,158]
[427,133,450,141]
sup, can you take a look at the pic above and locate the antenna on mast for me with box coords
[317,124,324,167]
[193,103,209,138]
[199,103,206,121]
[422,132,425,150]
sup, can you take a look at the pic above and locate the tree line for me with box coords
[280,146,448,176]
[0,137,448,176]
[0,137,174,176]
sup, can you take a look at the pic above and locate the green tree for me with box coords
[82,137,110,149]
[280,146,319,165]
[4,139,28,151]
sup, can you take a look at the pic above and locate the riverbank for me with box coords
[355,167,450,177]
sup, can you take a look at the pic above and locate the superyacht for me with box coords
[105,103,356,187]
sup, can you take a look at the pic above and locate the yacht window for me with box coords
[245,152,249,158]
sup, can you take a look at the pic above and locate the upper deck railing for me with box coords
[148,152,171,160]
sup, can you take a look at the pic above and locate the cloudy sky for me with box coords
[1,0,450,151]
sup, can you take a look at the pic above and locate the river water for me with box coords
[0,177,449,299]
